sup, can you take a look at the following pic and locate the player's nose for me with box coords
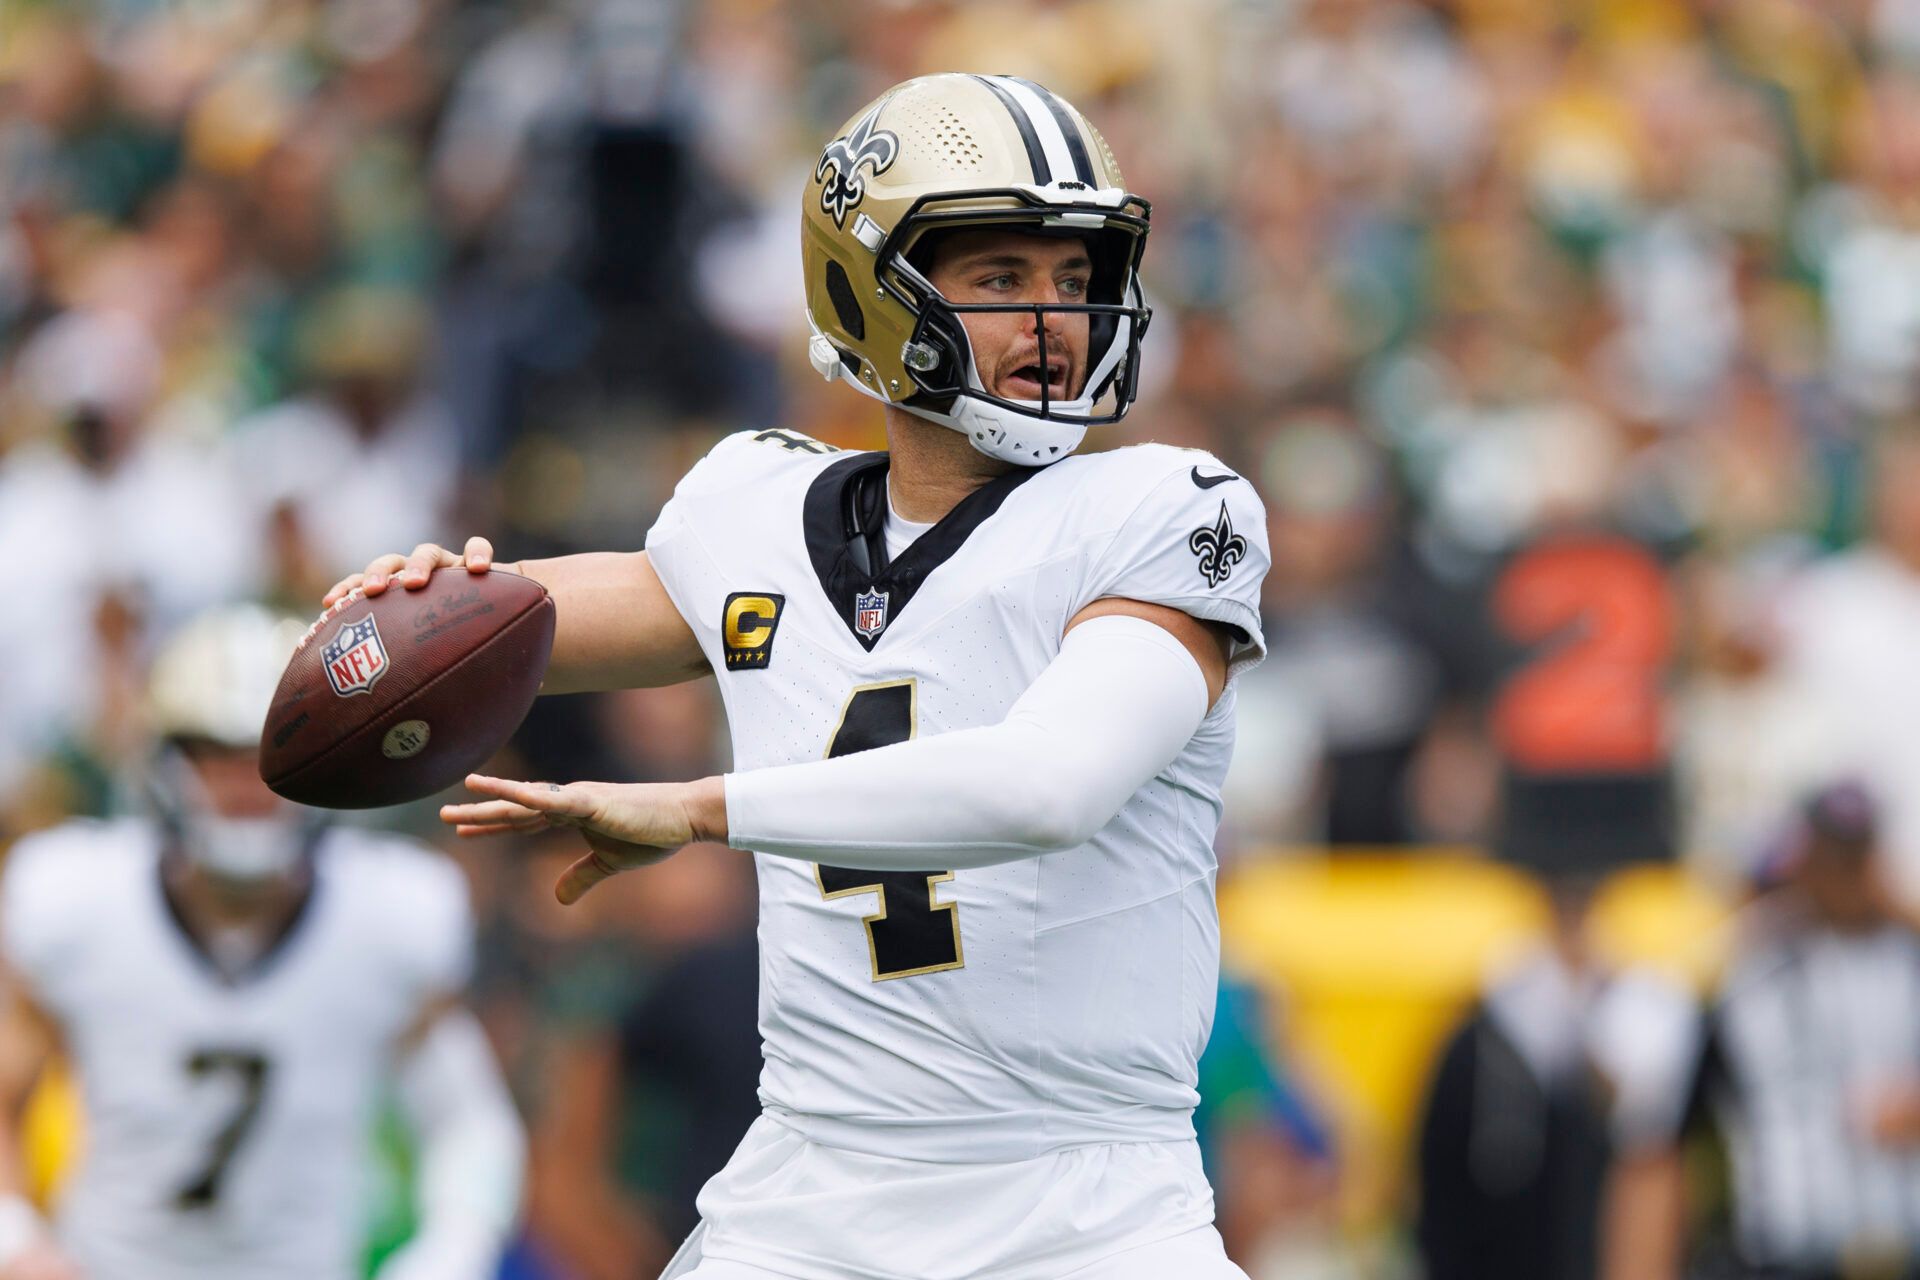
[1021,291,1068,336]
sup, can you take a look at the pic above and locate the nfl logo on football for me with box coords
[322,615,390,698]
[854,588,889,640]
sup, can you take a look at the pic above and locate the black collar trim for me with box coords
[802,451,1040,650]
[157,848,320,988]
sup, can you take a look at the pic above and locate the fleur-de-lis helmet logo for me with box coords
[1188,501,1248,588]
[816,104,900,230]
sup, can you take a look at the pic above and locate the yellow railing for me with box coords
[1218,848,1732,1221]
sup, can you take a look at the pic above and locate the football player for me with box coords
[331,74,1268,1279]
[0,606,525,1280]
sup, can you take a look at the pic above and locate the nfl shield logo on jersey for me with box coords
[322,615,390,698]
[854,588,889,640]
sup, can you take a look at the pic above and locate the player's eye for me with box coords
[1058,275,1090,299]
[979,272,1018,292]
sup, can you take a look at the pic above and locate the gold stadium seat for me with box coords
[1219,850,1730,1225]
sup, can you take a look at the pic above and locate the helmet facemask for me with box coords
[149,742,321,891]
[876,190,1152,465]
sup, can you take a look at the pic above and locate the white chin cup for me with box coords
[908,394,1089,466]
[179,811,308,884]
[153,748,310,884]
[908,286,1136,467]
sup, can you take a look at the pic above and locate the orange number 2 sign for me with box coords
[1491,537,1674,774]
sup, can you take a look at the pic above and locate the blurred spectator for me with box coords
[0,306,255,808]
[607,901,760,1251]
[1672,542,1834,885]
[1617,782,1920,1279]
[1773,431,1920,904]
[1820,72,1920,417]
[521,842,757,1280]
[466,829,662,1280]
[229,286,458,595]
[1224,410,1487,846]
[1415,896,1614,1280]
[1416,886,1696,1280]
[1195,972,1344,1277]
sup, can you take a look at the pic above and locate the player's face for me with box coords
[927,228,1092,403]
[181,744,284,820]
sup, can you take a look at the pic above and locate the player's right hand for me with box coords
[321,537,495,607]
[0,1241,83,1280]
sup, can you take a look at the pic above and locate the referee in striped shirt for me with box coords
[1627,784,1920,1280]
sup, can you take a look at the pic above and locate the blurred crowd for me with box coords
[11,0,1920,1275]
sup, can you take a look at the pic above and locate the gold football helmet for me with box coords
[802,74,1152,465]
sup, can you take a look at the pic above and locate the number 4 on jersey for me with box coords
[814,680,964,981]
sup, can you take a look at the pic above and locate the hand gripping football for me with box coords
[260,569,556,808]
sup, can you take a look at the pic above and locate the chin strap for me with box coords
[808,331,846,384]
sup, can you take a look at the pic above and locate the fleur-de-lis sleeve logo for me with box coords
[816,105,900,229]
[1188,501,1248,588]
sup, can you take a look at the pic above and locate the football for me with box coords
[259,569,556,809]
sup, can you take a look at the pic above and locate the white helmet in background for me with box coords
[149,605,307,749]
[147,605,322,885]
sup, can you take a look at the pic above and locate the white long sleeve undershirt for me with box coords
[722,614,1211,869]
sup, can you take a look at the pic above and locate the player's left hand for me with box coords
[442,775,710,904]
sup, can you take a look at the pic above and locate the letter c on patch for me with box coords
[722,592,785,670]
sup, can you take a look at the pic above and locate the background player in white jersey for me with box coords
[329,74,1268,1279]
[0,606,525,1280]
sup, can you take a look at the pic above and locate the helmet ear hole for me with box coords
[824,261,866,340]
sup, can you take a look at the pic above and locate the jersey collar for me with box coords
[156,848,321,988]
[802,451,1040,650]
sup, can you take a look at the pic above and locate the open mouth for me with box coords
[1002,360,1070,401]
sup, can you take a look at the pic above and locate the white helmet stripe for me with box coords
[989,76,1082,187]
[969,75,1050,182]
[1008,77,1096,184]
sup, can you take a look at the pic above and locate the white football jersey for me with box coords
[0,818,472,1280]
[646,430,1270,1163]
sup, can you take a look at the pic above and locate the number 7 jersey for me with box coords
[0,820,472,1280]
[645,431,1270,1163]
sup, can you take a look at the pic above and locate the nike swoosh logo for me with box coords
[1190,467,1240,490]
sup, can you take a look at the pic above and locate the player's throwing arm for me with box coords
[439,597,1230,905]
